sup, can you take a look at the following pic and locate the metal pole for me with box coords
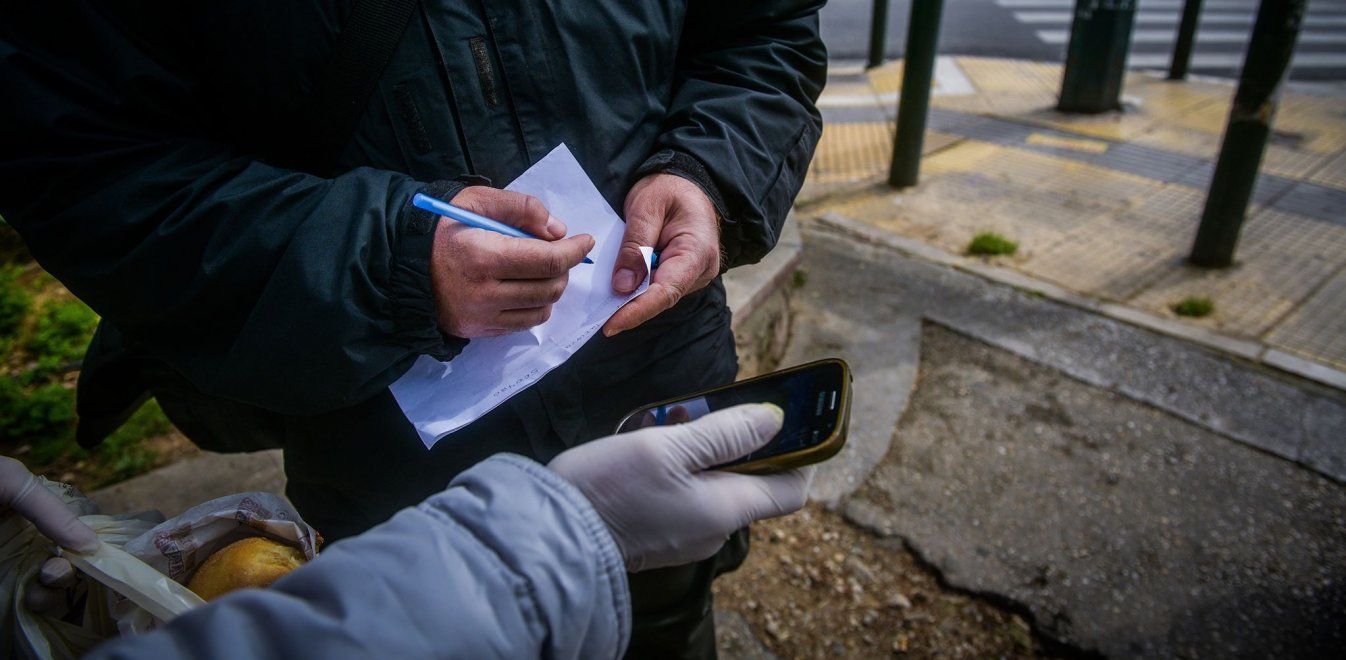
[1058,0,1138,113]
[888,0,946,188]
[868,0,892,69]
[1189,0,1306,267]
[1168,0,1204,80]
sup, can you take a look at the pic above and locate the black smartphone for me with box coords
[614,358,852,474]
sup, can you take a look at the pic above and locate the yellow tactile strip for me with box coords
[809,122,892,185]
[805,123,963,198]
[1309,150,1346,190]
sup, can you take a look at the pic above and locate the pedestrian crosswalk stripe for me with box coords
[1127,52,1346,68]
[1014,11,1346,25]
[996,0,1346,9]
[1035,29,1346,45]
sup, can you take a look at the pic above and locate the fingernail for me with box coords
[614,268,637,293]
[546,217,567,238]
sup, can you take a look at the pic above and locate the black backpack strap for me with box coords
[293,0,421,175]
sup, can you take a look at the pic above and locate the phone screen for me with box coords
[616,361,847,467]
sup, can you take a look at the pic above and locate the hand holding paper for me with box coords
[392,145,653,448]
[604,172,721,337]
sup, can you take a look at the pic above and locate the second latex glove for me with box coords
[0,456,100,614]
[548,403,811,572]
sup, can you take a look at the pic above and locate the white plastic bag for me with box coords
[2,479,177,660]
[111,493,319,634]
[4,481,319,657]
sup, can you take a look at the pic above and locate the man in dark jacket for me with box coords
[0,1,824,656]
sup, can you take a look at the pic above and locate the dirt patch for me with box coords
[715,504,1056,658]
[6,430,200,494]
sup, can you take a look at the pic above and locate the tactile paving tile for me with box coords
[1267,267,1346,371]
[950,58,1059,116]
[1271,182,1346,226]
[865,61,904,97]
[1018,185,1205,301]
[1030,159,1168,213]
[1261,144,1334,182]
[1127,207,1346,338]
[1130,126,1220,162]
[805,121,965,193]
[822,169,1027,256]
[981,190,1112,255]
[1124,75,1229,124]
[807,122,892,185]
[1275,94,1346,154]
[1309,150,1346,191]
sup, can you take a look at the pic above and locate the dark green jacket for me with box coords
[0,1,825,419]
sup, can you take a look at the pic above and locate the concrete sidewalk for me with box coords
[806,56,1346,391]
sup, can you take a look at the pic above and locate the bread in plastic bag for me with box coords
[4,480,319,657]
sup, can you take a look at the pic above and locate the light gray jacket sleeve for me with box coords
[86,454,631,659]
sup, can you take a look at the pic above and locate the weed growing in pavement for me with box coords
[966,232,1018,257]
[792,268,809,288]
[1172,296,1215,318]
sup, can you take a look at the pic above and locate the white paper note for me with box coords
[391,144,650,449]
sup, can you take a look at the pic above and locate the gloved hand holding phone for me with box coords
[549,403,813,572]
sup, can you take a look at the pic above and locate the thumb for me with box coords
[666,403,784,471]
[613,208,661,294]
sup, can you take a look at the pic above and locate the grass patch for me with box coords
[27,298,99,376]
[1172,296,1215,318]
[966,232,1018,257]
[0,264,31,341]
[0,257,181,490]
[792,268,809,288]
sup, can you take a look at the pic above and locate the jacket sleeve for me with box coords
[86,455,631,660]
[638,0,826,269]
[0,4,464,415]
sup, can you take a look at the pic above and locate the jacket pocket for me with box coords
[380,70,469,180]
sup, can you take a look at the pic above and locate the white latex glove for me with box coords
[0,456,99,614]
[548,403,812,572]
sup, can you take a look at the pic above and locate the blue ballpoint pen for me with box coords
[412,192,594,264]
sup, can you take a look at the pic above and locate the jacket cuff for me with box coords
[636,149,729,223]
[635,150,732,274]
[393,179,470,361]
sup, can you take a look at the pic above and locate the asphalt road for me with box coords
[821,0,1346,81]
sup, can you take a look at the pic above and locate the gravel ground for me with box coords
[715,504,1059,659]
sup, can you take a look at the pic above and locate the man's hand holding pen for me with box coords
[430,186,595,338]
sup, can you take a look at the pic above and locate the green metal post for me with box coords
[868,0,891,69]
[888,0,946,188]
[1168,0,1204,80]
[1189,0,1307,268]
[1058,0,1138,113]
